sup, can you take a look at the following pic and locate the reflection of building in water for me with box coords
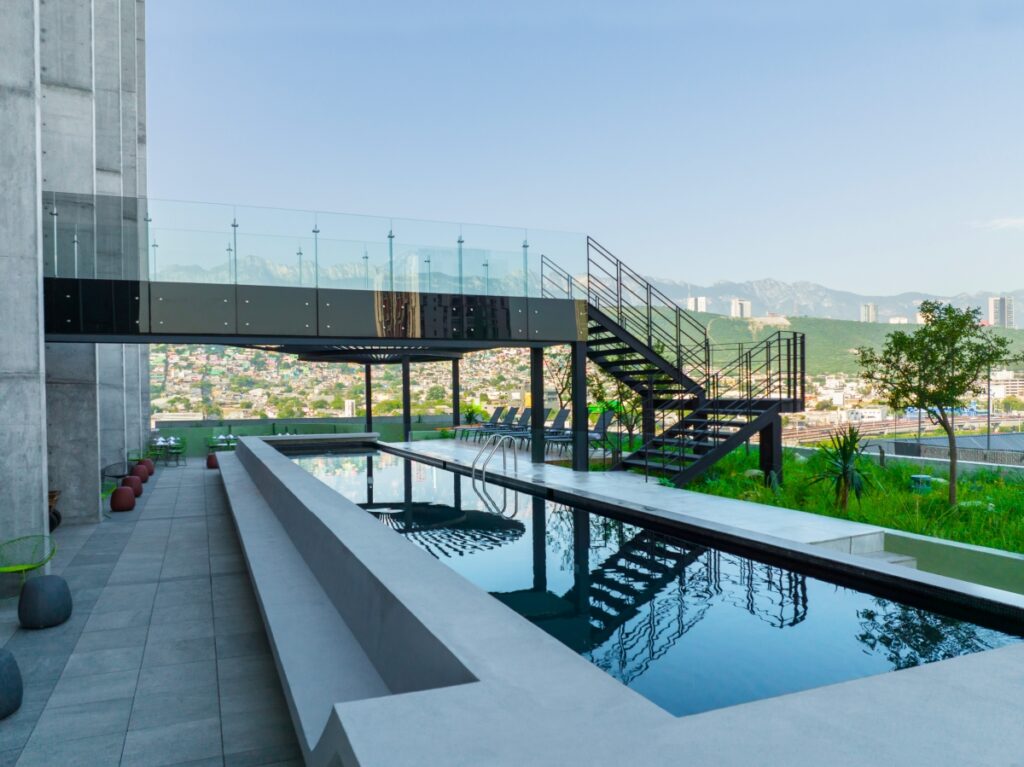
[371,503,525,559]
[718,555,809,629]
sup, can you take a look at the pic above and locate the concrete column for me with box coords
[0,0,50,542]
[98,343,127,467]
[45,345,101,524]
[124,344,143,453]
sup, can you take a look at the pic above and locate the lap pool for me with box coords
[291,448,1022,717]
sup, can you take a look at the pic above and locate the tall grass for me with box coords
[688,448,1024,554]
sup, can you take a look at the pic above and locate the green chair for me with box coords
[0,536,57,586]
[167,438,186,466]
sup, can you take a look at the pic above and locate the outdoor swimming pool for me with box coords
[292,449,1022,717]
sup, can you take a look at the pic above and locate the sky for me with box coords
[147,1,1024,295]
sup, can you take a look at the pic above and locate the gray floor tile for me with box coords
[14,731,125,767]
[152,619,216,642]
[28,696,133,743]
[150,601,214,625]
[75,624,149,651]
[214,630,270,660]
[120,717,222,767]
[129,689,220,731]
[143,636,216,667]
[48,668,138,707]
[138,659,218,694]
[84,607,153,632]
[62,645,144,678]
[221,707,298,756]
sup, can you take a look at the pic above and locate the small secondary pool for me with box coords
[292,449,1022,717]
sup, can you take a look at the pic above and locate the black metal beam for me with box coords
[759,412,783,485]
[401,356,412,442]
[364,364,373,433]
[571,341,588,472]
[452,358,460,428]
[530,346,545,463]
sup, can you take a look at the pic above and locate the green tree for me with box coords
[426,385,446,401]
[1002,395,1024,413]
[858,301,1018,505]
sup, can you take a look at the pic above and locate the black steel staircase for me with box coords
[541,238,805,486]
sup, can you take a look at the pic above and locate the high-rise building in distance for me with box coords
[988,296,1015,329]
[686,296,709,313]
[860,303,877,323]
[730,299,752,319]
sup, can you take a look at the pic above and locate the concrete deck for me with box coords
[393,438,888,549]
[0,463,300,767]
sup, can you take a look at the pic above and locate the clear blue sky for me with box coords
[147,1,1024,295]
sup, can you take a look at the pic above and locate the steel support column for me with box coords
[530,346,545,462]
[759,413,783,485]
[570,341,588,472]
[452,358,460,428]
[402,356,412,441]
[364,364,373,433]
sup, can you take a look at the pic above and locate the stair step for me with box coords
[622,455,698,471]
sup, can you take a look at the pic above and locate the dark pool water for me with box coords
[292,450,1022,717]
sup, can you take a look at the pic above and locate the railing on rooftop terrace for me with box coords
[40,191,588,298]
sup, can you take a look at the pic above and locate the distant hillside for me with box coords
[692,313,1024,376]
[651,277,1024,324]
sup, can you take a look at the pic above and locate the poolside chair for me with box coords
[547,410,615,456]
[519,408,569,448]
[473,407,518,441]
[477,408,531,442]
[454,407,504,440]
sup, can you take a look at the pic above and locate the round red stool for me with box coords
[139,458,155,477]
[131,464,149,484]
[206,453,219,469]
[121,475,143,498]
[110,486,136,512]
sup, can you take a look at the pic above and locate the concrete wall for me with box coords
[45,345,102,524]
[0,0,49,541]
[3,0,151,527]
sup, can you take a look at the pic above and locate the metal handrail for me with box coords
[469,433,519,517]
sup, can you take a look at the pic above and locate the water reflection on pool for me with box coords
[293,450,1022,716]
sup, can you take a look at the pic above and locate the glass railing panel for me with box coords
[41,191,588,299]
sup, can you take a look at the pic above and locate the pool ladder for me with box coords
[470,434,519,517]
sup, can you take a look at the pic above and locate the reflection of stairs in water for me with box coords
[566,530,706,647]
[368,502,525,559]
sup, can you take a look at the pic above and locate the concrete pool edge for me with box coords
[225,433,1024,766]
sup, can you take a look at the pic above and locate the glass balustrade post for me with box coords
[73,227,79,278]
[231,213,239,284]
[226,243,233,282]
[297,247,304,286]
[522,235,529,297]
[424,254,432,293]
[387,226,395,292]
[312,217,320,289]
[151,241,159,280]
[362,247,369,289]
[144,213,152,280]
[457,232,464,294]
[483,260,490,294]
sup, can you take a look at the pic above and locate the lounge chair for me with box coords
[454,407,504,440]
[519,408,569,448]
[473,407,518,441]
[476,408,530,441]
[546,410,615,455]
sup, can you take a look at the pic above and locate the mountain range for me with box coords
[647,277,1022,324]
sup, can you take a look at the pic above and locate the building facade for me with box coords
[686,296,708,313]
[729,298,752,319]
[1,0,149,540]
[988,296,1015,329]
[859,303,877,323]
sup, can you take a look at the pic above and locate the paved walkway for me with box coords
[0,463,300,767]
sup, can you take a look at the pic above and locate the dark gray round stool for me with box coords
[19,574,73,629]
[0,649,22,719]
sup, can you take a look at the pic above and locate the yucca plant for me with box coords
[812,425,870,512]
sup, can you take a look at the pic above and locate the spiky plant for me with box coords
[812,425,870,512]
